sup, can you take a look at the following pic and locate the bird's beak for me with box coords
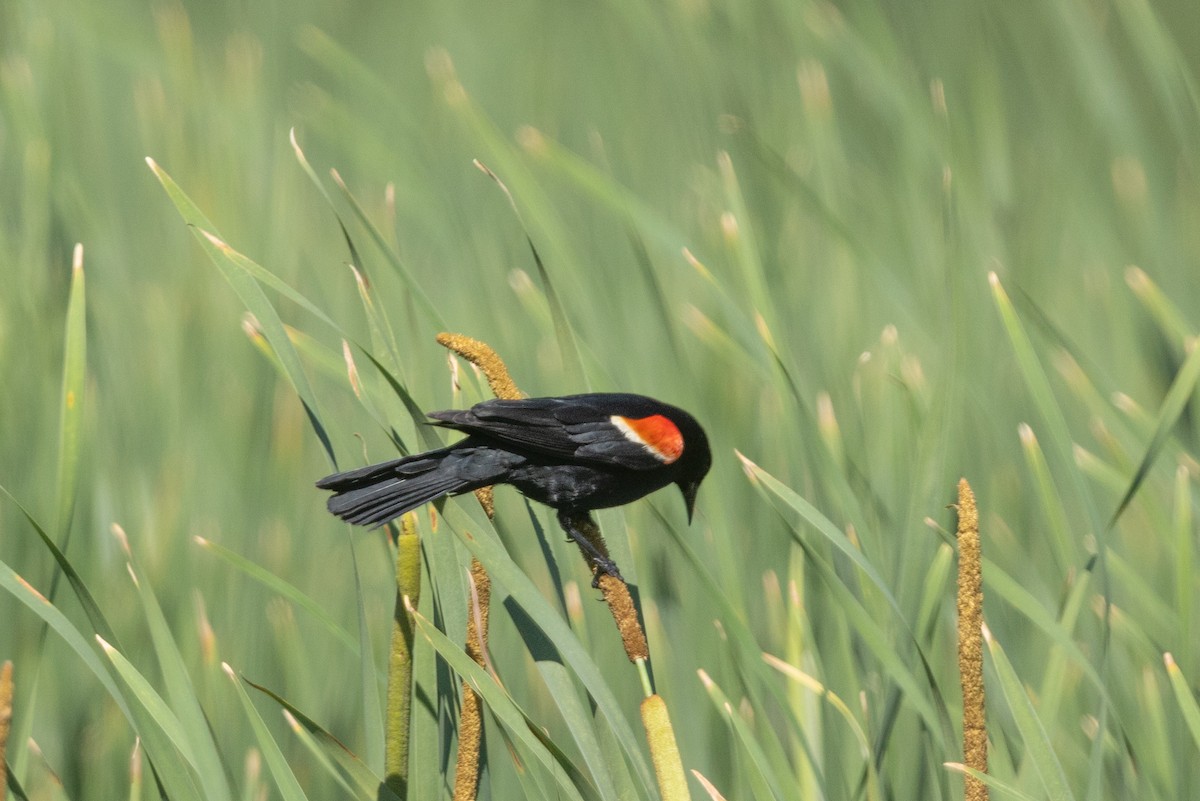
[680,480,700,524]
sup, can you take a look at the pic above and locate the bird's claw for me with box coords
[590,556,624,588]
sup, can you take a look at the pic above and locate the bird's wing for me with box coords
[428,397,683,470]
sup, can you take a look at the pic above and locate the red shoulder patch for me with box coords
[611,414,684,463]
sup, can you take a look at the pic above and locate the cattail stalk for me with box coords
[437,333,520,801]
[437,333,682,800]
[384,514,421,798]
[453,557,491,801]
[642,694,690,801]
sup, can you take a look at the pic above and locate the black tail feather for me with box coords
[317,445,506,528]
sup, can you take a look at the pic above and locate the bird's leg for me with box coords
[556,510,624,587]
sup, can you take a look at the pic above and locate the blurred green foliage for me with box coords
[4,0,1200,798]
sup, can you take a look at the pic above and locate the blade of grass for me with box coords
[347,534,385,773]
[10,245,90,784]
[473,159,586,386]
[147,158,340,331]
[328,167,445,329]
[984,625,1076,801]
[358,348,446,451]
[243,677,401,801]
[1109,336,1200,526]
[534,660,621,801]
[699,669,795,801]
[0,562,123,714]
[0,484,118,646]
[1173,465,1194,674]
[193,536,358,654]
[53,243,85,540]
[408,601,599,801]
[990,272,1103,536]
[290,129,443,329]
[281,709,362,799]
[426,55,587,382]
[1164,654,1200,752]
[945,764,1041,801]
[518,126,690,254]
[1125,266,1193,348]
[736,450,951,744]
[349,263,404,380]
[1018,423,1079,576]
[762,655,881,801]
[734,453,898,617]
[121,533,234,801]
[222,665,308,801]
[982,560,1109,703]
[991,271,1114,799]
[146,158,337,468]
[436,499,656,797]
[97,637,206,801]
[648,503,842,798]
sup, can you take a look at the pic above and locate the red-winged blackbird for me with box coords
[317,393,711,581]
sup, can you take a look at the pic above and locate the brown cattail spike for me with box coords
[437,333,518,801]
[601,573,649,661]
[956,478,988,801]
[0,661,12,794]
[436,333,523,401]
[454,558,492,801]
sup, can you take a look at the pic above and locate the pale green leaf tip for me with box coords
[1125,265,1148,291]
[129,737,142,781]
[692,769,728,801]
[289,127,308,165]
[222,662,237,681]
[198,228,228,249]
[734,449,759,481]
[110,522,130,556]
[1018,423,1035,445]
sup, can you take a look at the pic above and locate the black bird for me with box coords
[317,393,711,581]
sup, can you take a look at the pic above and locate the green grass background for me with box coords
[4,0,1200,798]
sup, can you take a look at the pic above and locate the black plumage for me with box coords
[317,393,711,580]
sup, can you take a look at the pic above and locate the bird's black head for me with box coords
[555,392,712,521]
[668,406,711,523]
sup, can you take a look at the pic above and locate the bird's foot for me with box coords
[589,555,625,588]
[558,511,626,588]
